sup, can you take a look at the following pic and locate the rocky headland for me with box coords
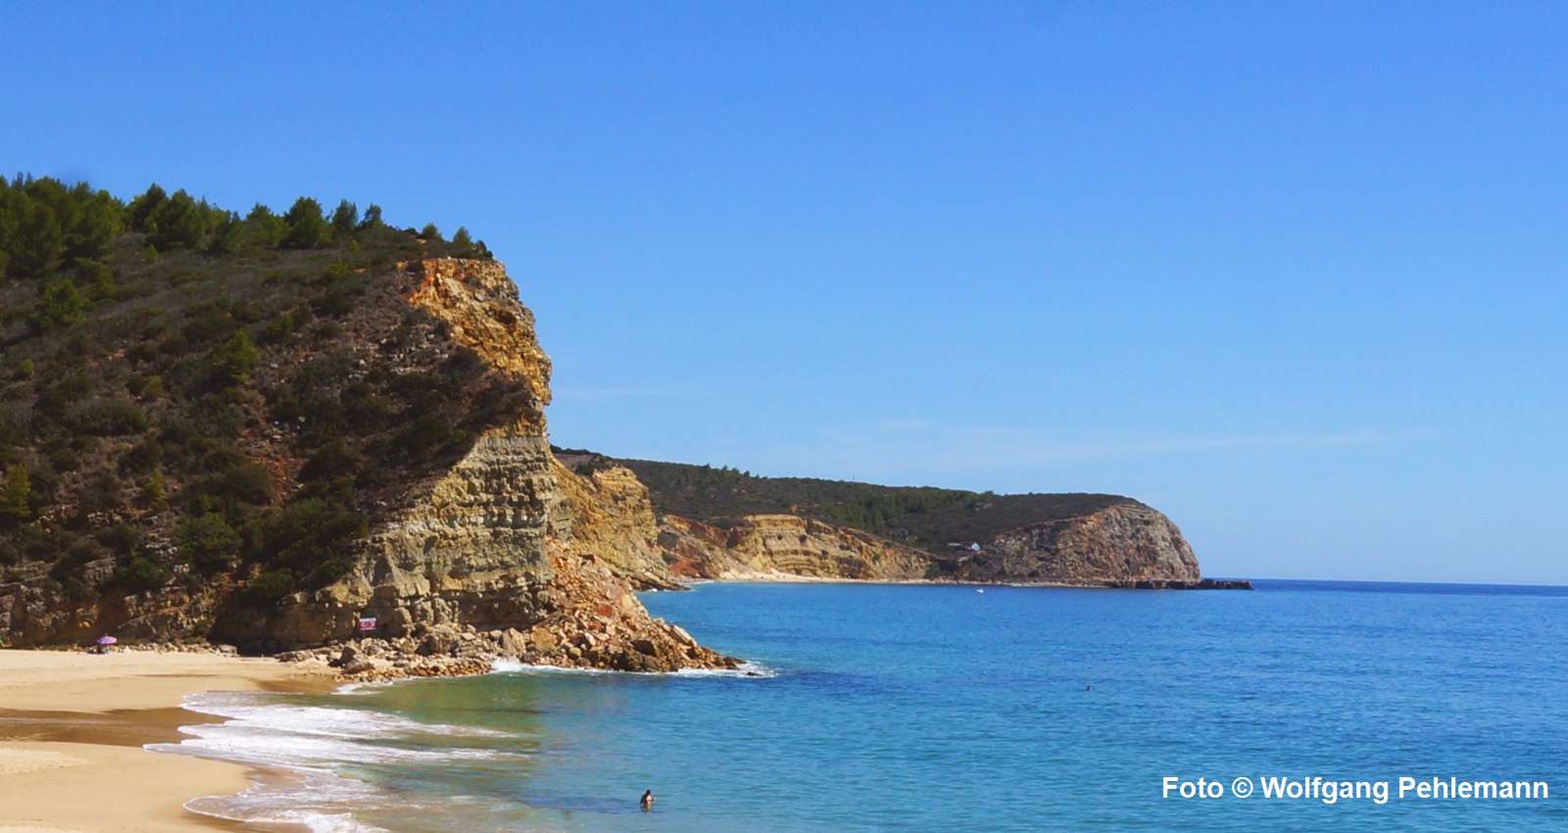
[0,251,743,676]
[0,180,1241,684]
[563,452,1248,594]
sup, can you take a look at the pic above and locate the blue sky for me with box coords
[4,3,1564,583]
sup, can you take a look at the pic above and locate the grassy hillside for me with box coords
[557,450,1133,552]
[0,175,531,614]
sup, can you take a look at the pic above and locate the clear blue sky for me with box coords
[4,3,1564,583]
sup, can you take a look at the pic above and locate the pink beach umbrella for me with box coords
[97,635,117,646]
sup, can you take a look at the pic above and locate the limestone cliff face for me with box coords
[551,460,683,590]
[650,501,1201,588]
[948,501,1201,585]
[657,513,932,581]
[208,259,558,647]
[231,431,564,648]
[340,259,560,635]
[408,258,553,423]
[212,259,729,668]
[1,568,230,645]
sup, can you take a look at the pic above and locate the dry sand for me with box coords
[0,648,329,832]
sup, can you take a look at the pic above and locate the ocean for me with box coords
[152,581,1568,832]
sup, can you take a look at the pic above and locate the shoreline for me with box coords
[0,648,334,833]
[0,576,1252,831]
[669,573,1253,590]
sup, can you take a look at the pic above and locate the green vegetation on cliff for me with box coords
[559,450,1133,552]
[0,175,531,615]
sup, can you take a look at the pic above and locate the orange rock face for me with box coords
[222,258,738,670]
[408,258,552,430]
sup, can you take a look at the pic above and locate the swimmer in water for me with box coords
[640,789,655,812]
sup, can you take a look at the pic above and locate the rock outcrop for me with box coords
[206,259,736,669]
[942,501,1201,586]
[552,460,683,590]
[643,500,1207,589]
[600,455,1229,589]
[658,514,932,581]
[1,568,231,646]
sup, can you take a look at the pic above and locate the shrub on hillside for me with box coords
[108,555,172,594]
[67,398,149,436]
[179,513,242,573]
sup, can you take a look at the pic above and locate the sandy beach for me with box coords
[0,649,325,833]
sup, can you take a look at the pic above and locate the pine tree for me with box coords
[34,278,88,329]
[358,204,384,230]
[126,184,167,233]
[245,203,286,249]
[282,197,329,249]
[331,199,358,239]
[208,329,260,386]
[206,211,244,255]
[179,513,242,573]
[0,463,30,523]
[10,199,64,278]
[0,181,20,265]
[141,470,168,511]
[64,186,122,262]
[148,189,209,250]
[452,226,474,253]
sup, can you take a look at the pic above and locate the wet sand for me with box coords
[0,649,330,833]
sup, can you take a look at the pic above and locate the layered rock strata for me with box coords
[643,501,1212,589]
[280,555,738,682]
[658,514,932,581]
[552,460,684,590]
[946,501,1202,586]
[213,259,736,668]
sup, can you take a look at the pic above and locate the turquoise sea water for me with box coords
[157,581,1568,831]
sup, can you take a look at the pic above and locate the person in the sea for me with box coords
[640,789,655,812]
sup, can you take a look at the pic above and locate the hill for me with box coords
[561,451,1131,549]
[0,174,735,671]
[556,450,1209,587]
[0,173,1227,662]
[0,176,526,610]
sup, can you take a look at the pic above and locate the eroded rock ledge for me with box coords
[277,555,741,682]
[281,612,738,684]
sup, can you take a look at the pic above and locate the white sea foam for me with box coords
[185,768,393,833]
[487,658,780,679]
[334,679,396,695]
[151,725,520,769]
[177,691,514,739]
[678,660,780,679]
[155,658,774,832]
[152,690,528,833]
[190,803,390,833]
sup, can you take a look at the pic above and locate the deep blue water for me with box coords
[159,581,1568,832]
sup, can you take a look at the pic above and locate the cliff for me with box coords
[567,453,1215,589]
[210,259,732,669]
[552,459,687,589]
[659,513,932,581]
[650,502,1200,587]
[0,176,1233,667]
[0,244,735,670]
[208,259,560,646]
[935,501,1201,586]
